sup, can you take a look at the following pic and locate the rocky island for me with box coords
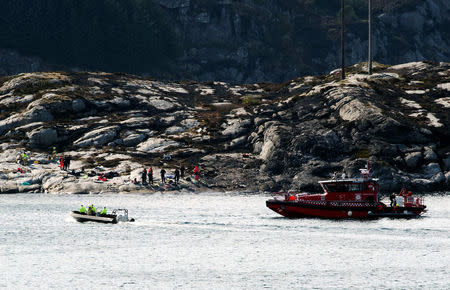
[0,61,449,194]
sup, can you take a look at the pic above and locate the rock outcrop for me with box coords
[0,61,449,194]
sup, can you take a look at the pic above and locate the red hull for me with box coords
[266,200,426,219]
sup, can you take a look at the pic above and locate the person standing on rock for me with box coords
[148,167,153,184]
[22,153,28,166]
[52,147,57,161]
[65,155,71,170]
[180,164,185,178]
[59,156,64,170]
[161,168,167,183]
[142,168,147,185]
[193,165,200,182]
[174,168,180,185]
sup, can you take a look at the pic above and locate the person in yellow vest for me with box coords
[79,205,87,214]
[52,147,57,160]
[100,207,107,216]
[88,204,96,215]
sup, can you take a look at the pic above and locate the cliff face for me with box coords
[1,0,449,83]
[159,0,450,83]
[0,61,449,194]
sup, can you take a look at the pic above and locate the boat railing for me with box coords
[401,195,424,207]
[414,197,425,206]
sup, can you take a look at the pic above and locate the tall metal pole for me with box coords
[368,0,372,74]
[341,0,345,80]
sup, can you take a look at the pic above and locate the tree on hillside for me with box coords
[0,0,179,73]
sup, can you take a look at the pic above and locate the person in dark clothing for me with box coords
[389,193,396,207]
[180,164,185,178]
[160,168,166,183]
[148,167,153,184]
[65,155,71,170]
[174,168,180,185]
[141,168,147,185]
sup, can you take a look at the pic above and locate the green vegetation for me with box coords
[356,148,370,159]
[241,95,262,106]
[0,0,179,73]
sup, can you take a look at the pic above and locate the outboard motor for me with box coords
[113,209,134,222]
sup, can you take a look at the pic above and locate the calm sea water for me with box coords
[1,192,449,289]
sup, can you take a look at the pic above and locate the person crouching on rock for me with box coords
[98,173,107,182]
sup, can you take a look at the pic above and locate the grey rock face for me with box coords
[405,152,422,169]
[137,137,181,152]
[423,147,438,163]
[399,11,425,33]
[221,118,251,137]
[1,64,449,193]
[0,106,54,135]
[159,0,190,9]
[1,1,450,84]
[443,156,450,171]
[71,99,86,112]
[122,134,147,147]
[27,128,58,148]
[74,126,119,148]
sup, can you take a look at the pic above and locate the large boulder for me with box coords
[404,151,422,169]
[71,99,86,112]
[0,106,53,135]
[74,126,120,148]
[27,127,58,148]
[148,97,176,111]
[221,118,251,137]
[137,137,181,152]
[443,156,450,171]
[423,147,438,163]
[122,134,147,147]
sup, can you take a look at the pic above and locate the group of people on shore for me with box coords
[79,204,107,216]
[14,146,203,190]
[138,164,200,186]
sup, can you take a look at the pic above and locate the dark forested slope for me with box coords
[1,0,449,83]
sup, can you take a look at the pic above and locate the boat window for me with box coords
[323,183,349,192]
[323,183,362,192]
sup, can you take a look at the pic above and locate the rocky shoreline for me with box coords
[1,61,449,194]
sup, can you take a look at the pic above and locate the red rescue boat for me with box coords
[266,163,426,219]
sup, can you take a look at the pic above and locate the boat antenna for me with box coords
[341,0,346,80]
[368,0,372,75]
